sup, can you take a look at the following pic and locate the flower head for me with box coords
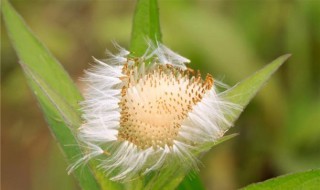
[71,42,238,181]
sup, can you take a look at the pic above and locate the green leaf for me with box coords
[1,1,101,189]
[242,169,320,190]
[2,1,82,109]
[194,134,239,155]
[176,174,205,190]
[20,63,82,128]
[222,54,291,124]
[130,0,161,56]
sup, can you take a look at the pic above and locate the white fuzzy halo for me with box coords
[69,42,239,181]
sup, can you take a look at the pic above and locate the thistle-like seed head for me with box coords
[69,42,238,181]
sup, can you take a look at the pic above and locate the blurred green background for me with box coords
[1,0,319,190]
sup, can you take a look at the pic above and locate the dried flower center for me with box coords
[118,65,213,149]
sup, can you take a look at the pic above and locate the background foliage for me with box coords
[2,0,319,190]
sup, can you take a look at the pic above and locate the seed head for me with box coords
[69,42,239,181]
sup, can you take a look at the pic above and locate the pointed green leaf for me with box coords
[22,64,101,190]
[130,0,161,56]
[242,169,320,190]
[20,63,82,128]
[222,54,291,123]
[1,1,101,189]
[194,134,239,155]
[2,0,82,109]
